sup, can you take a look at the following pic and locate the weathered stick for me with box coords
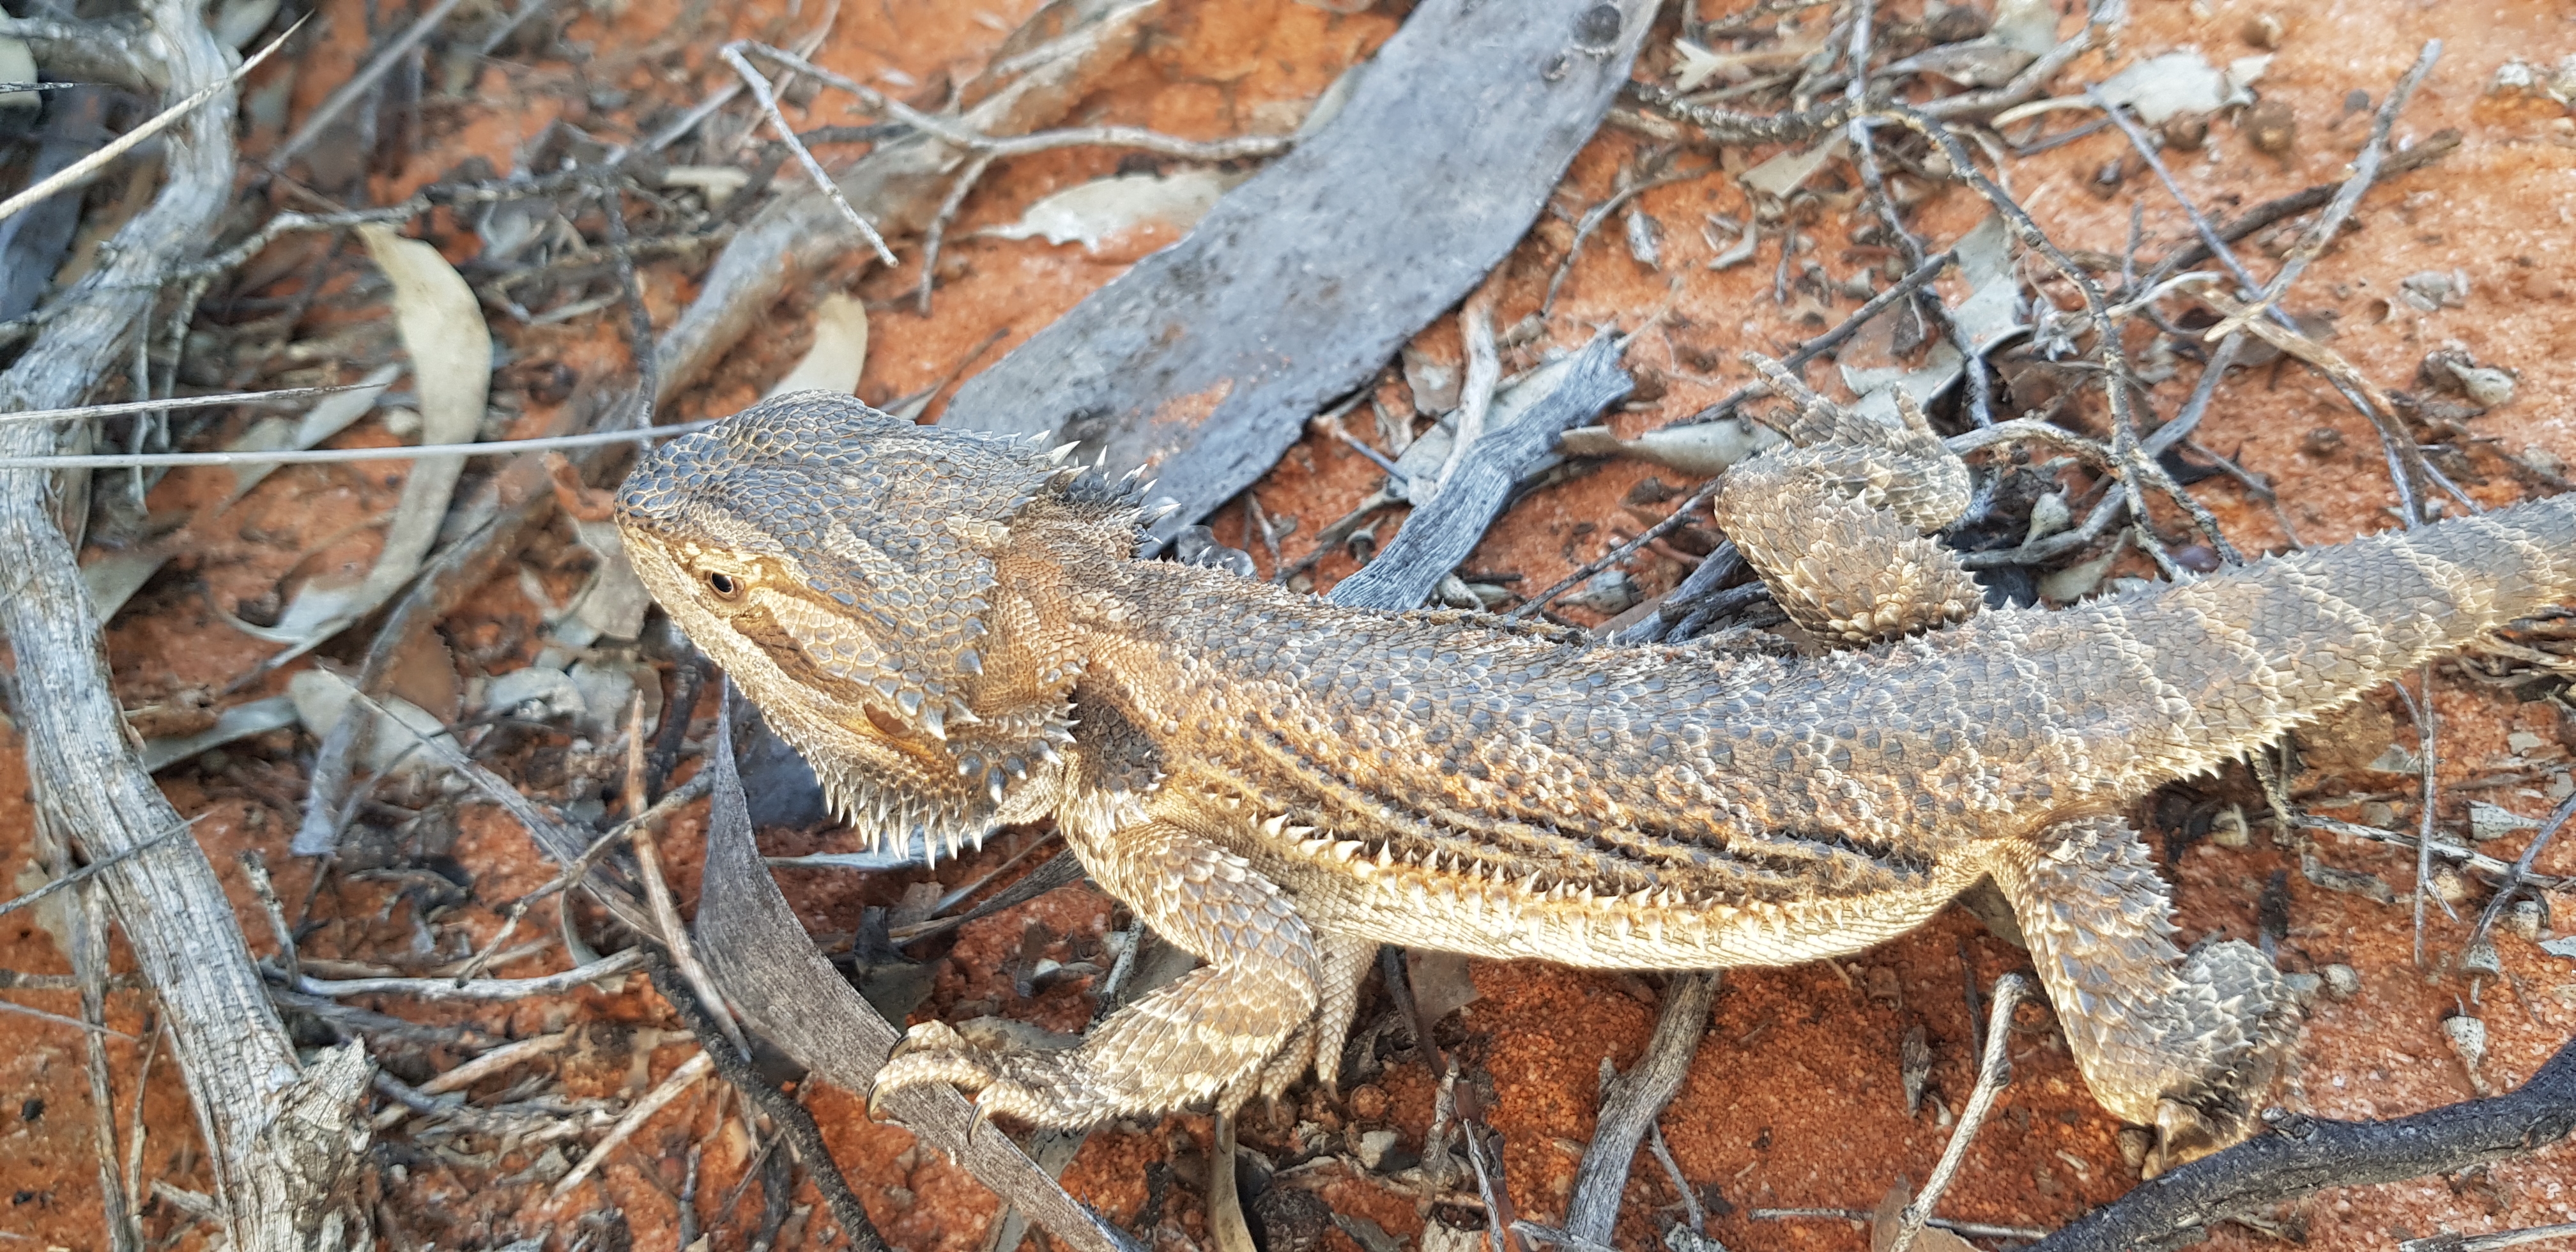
[0,1,373,1247]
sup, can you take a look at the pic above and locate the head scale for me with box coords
[617,392,1092,856]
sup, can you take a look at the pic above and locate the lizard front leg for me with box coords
[1711,355,1986,645]
[874,820,1321,1128]
[1986,816,2292,1175]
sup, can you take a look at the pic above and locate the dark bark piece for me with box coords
[939,0,1659,550]
[0,89,109,322]
[2034,1037,2576,1252]
[692,700,1138,1252]
[1328,335,1630,611]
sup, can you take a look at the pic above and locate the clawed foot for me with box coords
[868,1019,1105,1129]
[2141,940,2297,1176]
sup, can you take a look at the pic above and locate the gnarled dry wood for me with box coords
[0,1,372,1248]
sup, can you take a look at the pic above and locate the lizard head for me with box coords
[616,392,1099,857]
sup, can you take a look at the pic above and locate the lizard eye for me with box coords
[705,570,746,601]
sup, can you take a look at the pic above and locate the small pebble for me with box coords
[2209,803,2250,848]
[2171,545,2222,576]
[2442,1015,2492,1096]
[2431,866,2471,906]
[2444,361,2515,408]
[1565,570,1641,615]
[2023,491,2071,545]
[2320,963,2362,1000]
[2115,1126,2153,1172]
[2089,157,2126,199]
[2460,940,2501,977]
[1354,1127,1403,1171]
[2281,970,2323,1002]
[2244,99,2297,155]
[2301,426,2345,457]
[2400,269,2470,312]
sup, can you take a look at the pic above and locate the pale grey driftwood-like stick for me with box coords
[0,0,374,1247]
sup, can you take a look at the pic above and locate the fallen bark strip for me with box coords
[692,701,1138,1252]
[2033,1036,2576,1252]
[939,0,1660,552]
[1328,335,1630,611]
[0,1,374,1248]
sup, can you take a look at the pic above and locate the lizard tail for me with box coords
[1958,492,2574,797]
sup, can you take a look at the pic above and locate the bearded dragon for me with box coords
[615,375,2573,1170]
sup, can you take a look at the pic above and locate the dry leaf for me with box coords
[2094,51,2232,125]
[287,670,450,777]
[139,695,300,771]
[659,164,755,208]
[1740,135,1849,199]
[1990,0,2062,55]
[765,293,871,399]
[1404,950,1481,1025]
[1841,214,2020,425]
[1558,416,1781,477]
[233,227,491,661]
[226,360,404,500]
[981,169,1242,253]
[0,38,36,111]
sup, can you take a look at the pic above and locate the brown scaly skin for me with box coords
[616,386,2576,1171]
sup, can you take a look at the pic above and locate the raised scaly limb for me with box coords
[1711,356,1986,645]
[1701,374,2298,1166]
[1988,816,2290,1175]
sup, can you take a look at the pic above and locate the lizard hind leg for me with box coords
[1988,816,2294,1176]
[1712,355,1987,646]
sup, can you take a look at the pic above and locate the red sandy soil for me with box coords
[3,1,2572,1250]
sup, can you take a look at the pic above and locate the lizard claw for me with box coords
[867,1019,1121,1129]
[870,1020,986,1122]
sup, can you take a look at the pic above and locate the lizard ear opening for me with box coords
[860,704,913,742]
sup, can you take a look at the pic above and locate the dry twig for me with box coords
[1887,974,2027,1252]
[0,21,298,226]
[2203,42,2442,342]
[288,949,647,1000]
[1563,973,1719,1246]
[0,0,376,1242]
[266,0,460,169]
[0,418,713,470]
[717,43,900,268]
